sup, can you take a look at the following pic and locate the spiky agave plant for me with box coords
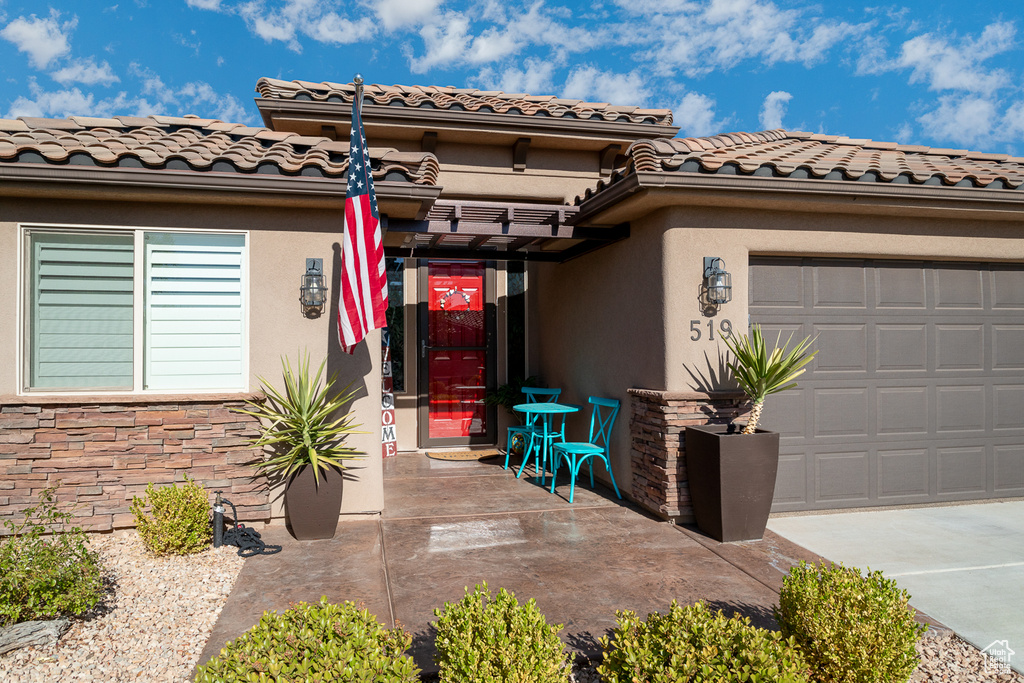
[236,354,367,484]
[723,325,817,435]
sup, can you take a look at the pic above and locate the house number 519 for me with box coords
[690,319,733,341]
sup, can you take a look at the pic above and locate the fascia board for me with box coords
[0,164,441,211]
[256,98,680,144]
[575,171,1024,226]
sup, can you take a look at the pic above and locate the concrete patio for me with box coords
[196,452,926,675]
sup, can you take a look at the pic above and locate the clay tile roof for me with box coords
[600,129,1024,192]
[0,114,439,185]
[255,77,674,126]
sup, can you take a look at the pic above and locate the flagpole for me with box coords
[353,73,363,120]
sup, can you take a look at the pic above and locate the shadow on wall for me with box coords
[684,349,732,393]
[316,242,374,484]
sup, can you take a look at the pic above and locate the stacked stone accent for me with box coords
[0,394,269,531]
[629,388,748,523]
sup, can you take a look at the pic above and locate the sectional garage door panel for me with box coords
[750,258,1024,512]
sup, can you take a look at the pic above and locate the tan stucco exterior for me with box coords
[536,198,1024,491]
[0,196,383,516]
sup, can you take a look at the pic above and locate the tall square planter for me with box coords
[684,424,780,542]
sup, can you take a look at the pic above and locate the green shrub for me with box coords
[130,475,211,556]
[775,561,926,683]
[598,600,810,683]
[0,485,105,627]
[433,583,571,683]
[195,597,419,683]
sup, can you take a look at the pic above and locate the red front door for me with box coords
[420,261,495,445]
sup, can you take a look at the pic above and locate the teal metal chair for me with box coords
[550,397,621,502]
[503,386,561,471]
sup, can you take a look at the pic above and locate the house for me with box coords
[1,79,1022,530]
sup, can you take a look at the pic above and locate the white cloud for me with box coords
[410,12,471,73]
[1005,101,1024,140]
[305,13,374,45]
[675,91,728,137]
[894,122,914,144]
[50,57,119,86]
[0,11,77,69]
[186,0,222,9]
[125,62,256,123]
[759,90,791,129]
[239,1,299,49]
[628,0,866,78]
[917,95,998,147]
[563,65,649,106]
[476,58,556,94]
[898,21,1015,95]
[855,34,893,76]
[4,78,156,119]
[238,0,376,52]
[177,81,251,122]
[406,3,599,73]
[371,0,442,31]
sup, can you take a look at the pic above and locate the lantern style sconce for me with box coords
[300,258,327,318]
[703,257,733,306]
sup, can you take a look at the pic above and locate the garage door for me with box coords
[750,257,1024,512]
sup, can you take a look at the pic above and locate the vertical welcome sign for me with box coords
[381,328,397,457]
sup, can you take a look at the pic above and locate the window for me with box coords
[385,257,405,392]
[24,227,247,393]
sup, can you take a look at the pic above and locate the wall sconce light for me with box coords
[300,257,327,318]
[703,257,733,306]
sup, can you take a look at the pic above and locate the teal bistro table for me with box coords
[512,402,579,485]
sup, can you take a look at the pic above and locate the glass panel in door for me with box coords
[426,261,488,439]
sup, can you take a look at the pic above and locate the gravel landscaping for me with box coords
[0,531,244,683]
[1,531,1020,682]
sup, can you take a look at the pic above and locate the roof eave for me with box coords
[0,164,441,217]
[256,98,680,146]
[574,172,1024,226]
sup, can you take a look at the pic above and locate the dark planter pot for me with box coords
[284,465,344,540]
[684,424,780,542]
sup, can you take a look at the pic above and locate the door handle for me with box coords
[421,340,427,358]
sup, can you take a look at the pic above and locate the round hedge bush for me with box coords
[130,474,211,556]
[195,597,419,682]
[598,600,810,683]
[775,561,926,683]
[432,583,571,683]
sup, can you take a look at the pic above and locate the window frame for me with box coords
[18,223,250,396]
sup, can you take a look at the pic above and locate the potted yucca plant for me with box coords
[236,354,366,540]
[685,325,816,542]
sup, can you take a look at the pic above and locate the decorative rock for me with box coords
[0,531,244,682]
[0,619,70,656]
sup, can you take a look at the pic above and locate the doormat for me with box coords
[425,449,501,461]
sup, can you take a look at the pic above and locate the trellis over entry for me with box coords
[383,199,629,262]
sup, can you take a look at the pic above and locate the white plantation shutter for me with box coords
[30,232,135,389]
[144,232,246,390]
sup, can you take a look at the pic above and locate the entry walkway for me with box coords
[768,501,1024,675]
[198,453,840,673]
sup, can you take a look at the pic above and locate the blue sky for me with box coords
[1,1,1022,154]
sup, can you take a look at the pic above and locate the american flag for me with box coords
[338,90,388,353]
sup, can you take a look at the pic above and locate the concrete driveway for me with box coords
[768,501,1024,675]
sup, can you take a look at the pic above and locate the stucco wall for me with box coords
[535,202,1023,510]
[533,216,668,490]
[0,197,383,519]
[377,137,603,203]
[660,206,1024,391]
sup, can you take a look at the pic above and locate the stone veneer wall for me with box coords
[0,394,269,531]
[629,388,748,523]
